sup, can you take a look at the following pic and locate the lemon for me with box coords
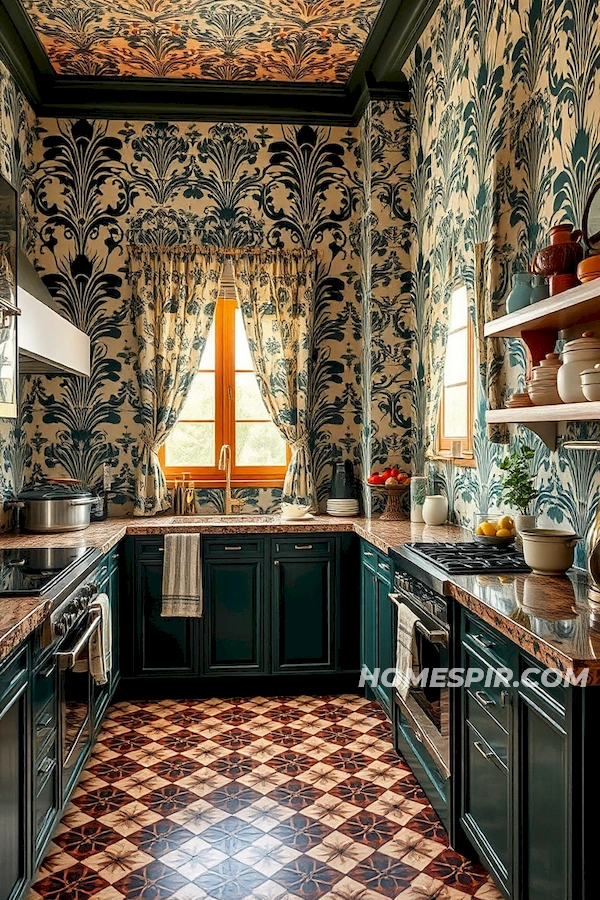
[496,528,511,538]
[481,521,498,536]
[475,524,486,535]
[498,515,514,530]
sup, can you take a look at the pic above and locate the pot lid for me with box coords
[539,352,561,367]
[19,483,94,501]
[580,363,600,375]
[563,331,600,352]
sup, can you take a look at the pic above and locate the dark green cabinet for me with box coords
[518,681,569,900]
[204,558,265,674]
[360,541,393,715]
[135,549,197,676]
[0,649,29,900]
[271,553,336,672]
[457,608,587,900]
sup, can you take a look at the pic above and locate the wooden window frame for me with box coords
[159,297,289,487]
[437,283,476,466]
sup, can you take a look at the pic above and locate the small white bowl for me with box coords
[281,503,311,519]
[582,383,600,402]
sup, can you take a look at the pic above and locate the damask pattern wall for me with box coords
[407,0,600,563]
[0,94,408,517]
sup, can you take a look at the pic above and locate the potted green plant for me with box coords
[498,445,539,532]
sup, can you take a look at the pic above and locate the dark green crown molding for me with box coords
[0,0,438,125]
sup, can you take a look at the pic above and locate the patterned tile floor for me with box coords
[28,695,503,900]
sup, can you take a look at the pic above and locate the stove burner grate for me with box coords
[405,542,530,574]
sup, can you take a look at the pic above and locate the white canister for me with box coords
[557,331,600,403]
[422,495,449,526]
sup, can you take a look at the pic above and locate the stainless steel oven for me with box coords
[54,589,102,797]
[389,572,450,780]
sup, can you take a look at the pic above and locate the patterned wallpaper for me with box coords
[0,62,409,520]
[22,0,383,82]
[407,0,600,564]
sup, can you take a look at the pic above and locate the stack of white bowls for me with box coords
[527,352,562,405]
[326,498,359,517]
[581,363,600,401]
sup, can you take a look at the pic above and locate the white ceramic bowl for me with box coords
[582,383,600,401]
[520,529,580,575]
[281,503,310,519]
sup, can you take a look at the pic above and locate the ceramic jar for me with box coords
[533,224,584,277]
[422,495,448,526]
[529,275,549,304]
[520,529,580,576]
[506,273,533,313]
[410,476,427,523]
[557,331,600,403]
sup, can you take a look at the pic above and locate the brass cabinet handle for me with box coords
[475,690,496,707]
[378,562,390,572]
[294,544,313,550]
[364,551,374,557]
[224,546,242,551]
[274,560,280,566]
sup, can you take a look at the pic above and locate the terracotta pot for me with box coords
[549,273,578,295]
[578,253,600,282]
[533,233,584,277]
[550,224,583,245]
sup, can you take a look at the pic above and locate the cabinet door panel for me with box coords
[376,574,393,715]
[136,559,196,676]
[360,563,377,679]
[205,560,264,673]
[520,694,569,900]
[461,722,510,891]
[0,679,28,900]
[273,558,335,671]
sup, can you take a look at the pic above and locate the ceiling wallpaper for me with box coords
[22,0,384,82]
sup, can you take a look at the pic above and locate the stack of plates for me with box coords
[326,498,359,517]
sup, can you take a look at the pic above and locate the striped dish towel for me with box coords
[392,602,420,699]
[89,593,111,685]
[161,533,203,618]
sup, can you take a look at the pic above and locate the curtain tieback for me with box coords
[290,436,309,455]
[140,430,162,455]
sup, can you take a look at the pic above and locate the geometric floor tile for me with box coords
[31,695,503,900]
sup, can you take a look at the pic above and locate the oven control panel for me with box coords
[393,570,448,624]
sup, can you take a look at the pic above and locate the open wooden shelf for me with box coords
[484,280,600,339]
[486,402,600,450]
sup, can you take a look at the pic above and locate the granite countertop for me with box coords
[2,514,599,685]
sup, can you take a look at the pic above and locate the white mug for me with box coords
[422,495,448,526]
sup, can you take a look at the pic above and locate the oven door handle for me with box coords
[56,613,101,669]
[389,593,449,646]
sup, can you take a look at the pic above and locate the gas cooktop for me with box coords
[403,542,531,575]
[0,546,98,596]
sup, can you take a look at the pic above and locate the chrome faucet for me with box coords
[218,444,244,515]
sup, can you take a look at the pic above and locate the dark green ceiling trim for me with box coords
[0,0,436,124]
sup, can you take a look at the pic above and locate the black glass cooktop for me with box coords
[404,542,531,575]
[0,547,94,596]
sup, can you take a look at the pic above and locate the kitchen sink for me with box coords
[169,514,281,524]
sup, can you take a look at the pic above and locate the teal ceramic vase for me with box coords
[506,273,533,313]
[529,275,549,304]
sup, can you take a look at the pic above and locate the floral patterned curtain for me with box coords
[231,250,316,509]
[475,240,509,443]
[129,244,223,516]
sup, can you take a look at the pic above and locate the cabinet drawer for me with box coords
[462,613,510,668]
[0,646,27,699]
[273,537,334,557]
[203,538,265,558]
[361,542,379,572]
[518,662,567,715]
[135,538,164,558]
[466,691,508,764]
[463,650,510,733]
